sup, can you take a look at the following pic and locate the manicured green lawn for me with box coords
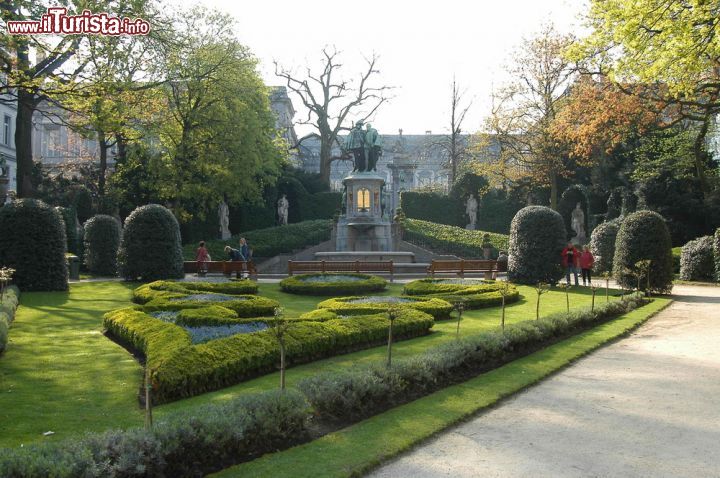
[0,279,619,448]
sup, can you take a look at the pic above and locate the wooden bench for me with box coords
[288,260,394,281]
[183,261,257,279]
[427,259,507,279]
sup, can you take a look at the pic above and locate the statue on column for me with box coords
[365,123,382,172]
[344,120,366,172]
[277,194,289,225]
[465,194,478,230]
[570,202,586,243]
[218,200,231,239]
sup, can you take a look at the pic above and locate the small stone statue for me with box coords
[277,194,289,225]
[218,200,231,240]
[465,194,478,230]
[571,202,586,242]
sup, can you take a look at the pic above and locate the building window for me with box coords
[3,115,10,146]
[357,188,370,212]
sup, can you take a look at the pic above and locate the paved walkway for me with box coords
[369,285,720,478]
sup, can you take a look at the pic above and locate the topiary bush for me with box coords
[316,296,453,320]
[118,204,184,281]
[713,229,720,281]
[507,206,566,285]
[589,218,622,274]
[402,278,521,309]
[613,210,673,293]
[0,199,68,291]
[679,236,714,282]
[55,206,79,254]
[83,214,122,276]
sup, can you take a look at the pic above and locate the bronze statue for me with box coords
[344,120,366,171]
[365,123,382,171]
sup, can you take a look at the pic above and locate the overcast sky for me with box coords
[177,0,588,136]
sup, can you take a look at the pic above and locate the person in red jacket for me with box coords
[579,245,595,286]
[561,242,579,286]
[195,241,211,276]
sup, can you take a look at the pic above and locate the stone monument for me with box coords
[277,194,289,225]
[218,200,231,240]
[570,202,586,244]
[465,194,478,230]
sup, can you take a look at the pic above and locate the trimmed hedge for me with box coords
[279,273,387,296]
[0,285,20,354]
[589,218,622,274]
[400,192,463,226]
[402,218,509,258]
[83,214,122,276]
[613,210,673,293]
[713,228,720,281]
[133,280,258,304]
[317,296,453,320]
[402,279,521,309]
[104,306,434,403]
[679,236,714,281]
[118,204,184,281]
[508,206,566,285]
[183,219,333,260]
[55,206,79,255]
[672,246,682,274]
[0,389,310,477]
[0,199,68,291]
[299,296,649,421]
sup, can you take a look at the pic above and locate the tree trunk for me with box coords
[693,117,710,195]
[319,138,332,186]
[15,88,36,198]
[98,131,108,197]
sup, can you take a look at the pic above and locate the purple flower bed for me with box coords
[186,322,269,344]
[299,275,366,283]
[150,311,180,322]
[433,279,490,285]
[346,296,418,304]
[169,293,246,302]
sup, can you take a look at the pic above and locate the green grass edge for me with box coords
[212,297,672,478]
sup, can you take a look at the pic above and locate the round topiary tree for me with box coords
[589,218,622,274]
[613,210,673,293]
[0,199,68,291]
[680,235,714,282]
[508,206,566,284]
[117,204,184,281]
[83,214,122,276]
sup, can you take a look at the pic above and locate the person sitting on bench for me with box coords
[224,245,245,261]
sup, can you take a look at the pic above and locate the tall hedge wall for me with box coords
[84,214,122,276]
[400,192,463,226]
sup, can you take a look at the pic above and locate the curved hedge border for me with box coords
[317,296,453,320]
[402,218,508,258]
[280,273,387,296]
[402,279,521,309]
[0,286,20,355]
[104,306,434,403]
[133,280,259,304]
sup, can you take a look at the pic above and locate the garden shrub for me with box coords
[679,236,714,282]
[0,199,68,291]
[0,286,20,354]
[613,210,673,293]
[402,218,509,258]
[402,279,520,309]
[317,296,453,320]
[118,204,184,281]
[400,191,464,226]
[183,219,333,260]
[104,306,433,403]
[143,294,278,317]
[507,206,566,285]
[672,247,682,274]
[0,389,310,478]
[83,214,122,276]
[55,206,79,254]
[176,305,241,326]
[589,218,622,273]
[299,296,648,421]
[279,273,387,296]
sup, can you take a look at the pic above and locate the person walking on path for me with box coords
[195,241,211,276]
[561,242,580,286]
[580,245,594,286]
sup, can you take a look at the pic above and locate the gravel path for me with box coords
[369,285,720,478]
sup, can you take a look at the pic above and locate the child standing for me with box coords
[580,245,594,286]
[195,241,211,276]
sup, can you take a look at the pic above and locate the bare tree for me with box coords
[436,77,472,185]
[275,47,392,185]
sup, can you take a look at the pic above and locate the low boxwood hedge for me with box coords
[299,296,649,421]
[317,296,453,320]
[0,285,20,355]
[279,273,387,296]
[402,218,509,258]
[402,279,521,309]
[133,280,258,304]
[104,306,434,403]
[0,389,310,478]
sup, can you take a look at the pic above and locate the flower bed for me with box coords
[279,273,387,296]
[317,295,453,320]
[403,278,521,309]
[133,279,258,304]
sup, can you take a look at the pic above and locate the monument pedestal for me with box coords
[336,172,393,252]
